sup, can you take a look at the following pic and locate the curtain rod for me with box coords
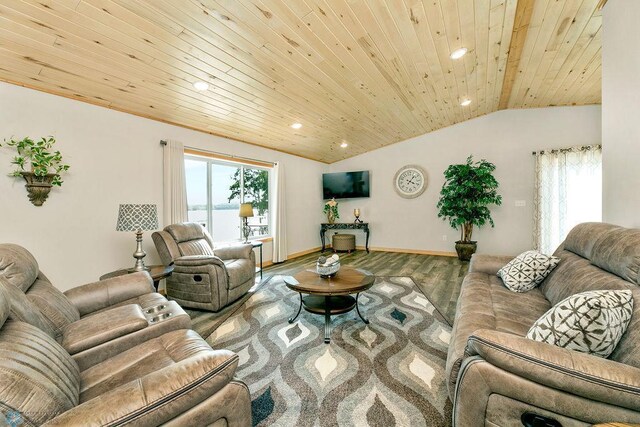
[160,140,276,166]
[531,144,601,156]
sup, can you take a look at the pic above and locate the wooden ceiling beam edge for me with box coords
[0,76,330,165]
[498,0,536,110]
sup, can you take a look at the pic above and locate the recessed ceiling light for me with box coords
[193,81,209,91]
[450,47,468,60]
[291,122,302,129]
[340,142,348,148]
[460,99,472,106]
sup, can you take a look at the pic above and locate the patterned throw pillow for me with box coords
[527,290,634,358]
[497,251,560,292]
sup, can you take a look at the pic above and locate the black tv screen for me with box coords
[323,171,370,199]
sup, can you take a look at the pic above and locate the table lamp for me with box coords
[116,203,159,272]
[239,202,254,243]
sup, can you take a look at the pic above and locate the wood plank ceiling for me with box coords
[0,0,603,163]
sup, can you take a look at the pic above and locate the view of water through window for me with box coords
[185,156,270,242]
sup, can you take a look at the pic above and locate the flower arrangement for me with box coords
[323,198,339,223]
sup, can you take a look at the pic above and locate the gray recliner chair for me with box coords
[152,223,256,312]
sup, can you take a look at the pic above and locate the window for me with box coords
[185,155,271,241]
[533,145,602,254]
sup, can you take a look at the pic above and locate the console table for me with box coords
[320,222,370,253]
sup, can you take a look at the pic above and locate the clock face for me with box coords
[394,165,427,198]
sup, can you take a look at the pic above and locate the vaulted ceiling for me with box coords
[0,0,603,163]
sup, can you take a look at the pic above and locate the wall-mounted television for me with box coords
[322,171,370,199]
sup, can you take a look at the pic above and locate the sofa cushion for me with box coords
[527,290,634,358]
[497,251,560,292]
[0,320,80,425]
[0,279,57,338]
[540,250,635,306]
[79,329,229,402]
[166,222,207,243]
[562,222,621,260]
[445,271,551,398]
[26,275,80,337]
[590,227,640,284]
[0,243,39,292]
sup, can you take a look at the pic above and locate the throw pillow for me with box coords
[526,290,634,358]
[497,250,560,292]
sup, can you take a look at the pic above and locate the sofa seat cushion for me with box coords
[0,320,80,425]
[445,271,551,397]
[527,290,634,358]
[79,329,228,402]
[61,304,149,355]
[223,259,254,289]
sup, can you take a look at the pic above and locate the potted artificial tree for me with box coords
[1,136,70,206]
[437,155,502,261]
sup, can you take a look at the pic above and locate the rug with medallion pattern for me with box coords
[198,275,453,427]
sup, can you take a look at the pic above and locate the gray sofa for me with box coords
[0,243,193,370]
[446,222,640,426]
[0,242,252,426]
[153,223,256,312]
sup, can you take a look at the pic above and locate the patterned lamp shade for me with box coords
[116,204,159,232]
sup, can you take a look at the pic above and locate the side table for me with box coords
[252,241,263,280]
[100,264,174,292]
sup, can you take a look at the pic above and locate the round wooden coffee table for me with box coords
[283,266,374,343]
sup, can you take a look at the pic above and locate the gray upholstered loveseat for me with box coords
[446,223,640,426]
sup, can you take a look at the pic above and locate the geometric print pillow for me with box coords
[526,290,634,358]
[497,250,560,293]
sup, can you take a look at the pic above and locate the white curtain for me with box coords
[162,140,188,226]
[272,161,287,263]
[533,145,602,254]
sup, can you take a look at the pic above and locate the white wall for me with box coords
[0,82,325,291]
[602,0,640,226]
[329,106,602,256]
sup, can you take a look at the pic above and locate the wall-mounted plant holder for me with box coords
[20,172,56,206]
[1,136,69,207]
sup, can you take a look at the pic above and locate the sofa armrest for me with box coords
[174,255,226,269]
[468,254,514,275]
[465,329,640,411]
[64,272,155,317]
[214,244,254,261]
[43,349,240,426]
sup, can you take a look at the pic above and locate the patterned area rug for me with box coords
[202,275,453,427]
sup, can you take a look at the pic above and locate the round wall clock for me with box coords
[393,165,428,198]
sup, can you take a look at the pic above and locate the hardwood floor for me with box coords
[264,249,468,325]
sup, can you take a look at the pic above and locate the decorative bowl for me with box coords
[317,260,340,278]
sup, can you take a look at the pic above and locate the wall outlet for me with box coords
[442,235,447,241]
[515,200,526,207]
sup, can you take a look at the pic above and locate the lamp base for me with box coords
[130,230,149,272]
[242,217,251,243]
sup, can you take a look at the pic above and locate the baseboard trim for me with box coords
[261,245,457,269]
[356,246,457,257]
[261,246,323,268]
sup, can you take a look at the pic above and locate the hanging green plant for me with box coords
[1,136,70,206]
